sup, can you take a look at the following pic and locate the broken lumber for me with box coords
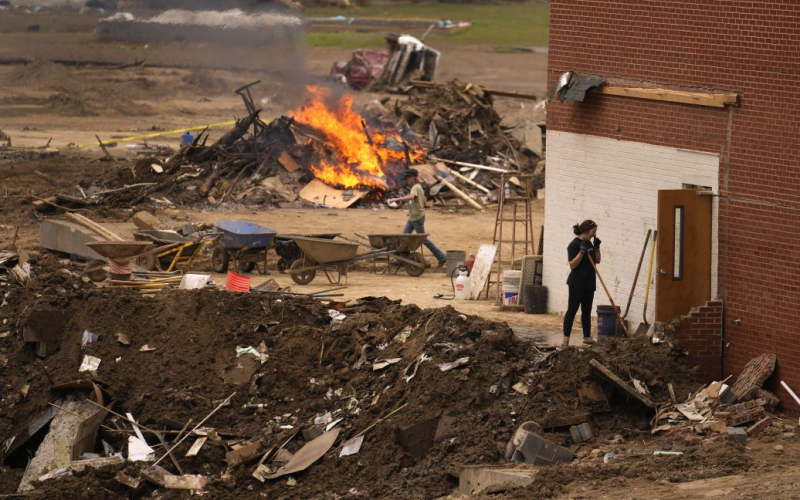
[66,213,123,241]
[589,359,655,408]
[444,166,492,194]
[410,80,539,102]
[429,156,510,173]
[437,176,484,211]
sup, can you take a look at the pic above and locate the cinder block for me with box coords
[459,466,536,495]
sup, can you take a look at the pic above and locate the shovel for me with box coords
[586,254,630,338]
[622,229,652,322]
[634,230,657,336]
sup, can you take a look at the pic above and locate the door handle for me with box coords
[658,269,667,276]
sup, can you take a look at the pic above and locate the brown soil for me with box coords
[0,254,748,499]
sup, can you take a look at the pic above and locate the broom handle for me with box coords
[587,253,631,338]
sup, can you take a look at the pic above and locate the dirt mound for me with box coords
[1,60,75,89]
[0,256,740,498]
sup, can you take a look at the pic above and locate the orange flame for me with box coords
[292,86,424,190]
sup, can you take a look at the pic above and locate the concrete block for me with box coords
[132,211,160,231]
[727,427,748,445]
[40,220,137,261]
[512,432,574,465]
[569,422,594,444]
[459,466,535,495]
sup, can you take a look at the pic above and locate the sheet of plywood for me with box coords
[469,244,497,300]
[299,179,367,209]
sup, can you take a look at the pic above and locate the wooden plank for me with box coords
[589,359,655,408]
[278,151,301,173]
[597,86,739,108]
[437,177,484,211]
[469,244,497,300]
[299,179,367,209]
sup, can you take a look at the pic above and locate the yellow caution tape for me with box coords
[10,118,271,152]
[66,120,239,149]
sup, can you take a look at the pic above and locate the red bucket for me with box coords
[225,271,251,293]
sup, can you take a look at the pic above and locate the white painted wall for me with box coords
[543,131,719,319]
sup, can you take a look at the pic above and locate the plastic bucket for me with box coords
[523,285,547,314]
[446,250,466,277]
[225,271,251,293]
[596,305,620,344]
[502,270,521,305]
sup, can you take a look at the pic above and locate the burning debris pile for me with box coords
[61,84,425,209]
[0,256,773,498]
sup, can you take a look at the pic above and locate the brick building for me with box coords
[543,1,800,407]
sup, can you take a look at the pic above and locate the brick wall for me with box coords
[669,300,724,384]
[548,1,800,409]
[543,132,719,315]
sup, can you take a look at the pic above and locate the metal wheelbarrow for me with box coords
[364,234,428,277]
[273,233,340,273]
[212,220,277,274]
[288,236,394,285]
[134,230,210,273]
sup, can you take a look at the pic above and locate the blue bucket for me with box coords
[596,305,620,344]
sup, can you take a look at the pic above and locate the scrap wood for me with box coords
[151,392,236,468]
[589,359,655,408]
[435,175,484,211]
[66,213,123,241]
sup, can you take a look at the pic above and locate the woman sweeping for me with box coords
[562,220,601,347]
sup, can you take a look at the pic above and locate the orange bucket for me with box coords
[225,271,251,293]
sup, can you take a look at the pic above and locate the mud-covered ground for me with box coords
[0,255,795,499]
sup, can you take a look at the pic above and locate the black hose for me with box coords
[433,266,463,300]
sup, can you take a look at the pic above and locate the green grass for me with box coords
[303,2,549,49]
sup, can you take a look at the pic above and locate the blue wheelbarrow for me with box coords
[211,220,277,274]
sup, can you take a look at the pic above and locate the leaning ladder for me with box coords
[489,173,536,304]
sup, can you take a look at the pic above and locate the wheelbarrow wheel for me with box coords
[289,259,316,285]
[136,253,156,271]
[403,252,427,277]
[236,258,256,274]
[212,246,229,273]
[277,258,290,274]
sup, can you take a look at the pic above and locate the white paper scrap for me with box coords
[339,435,365,457]
[79,355,101,372]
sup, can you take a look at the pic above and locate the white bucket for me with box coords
[502,270,521,305]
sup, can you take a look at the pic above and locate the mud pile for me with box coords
[0,257,747,499]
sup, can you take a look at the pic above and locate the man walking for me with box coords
[387,169,447,267]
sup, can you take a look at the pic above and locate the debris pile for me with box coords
[388,80,543,173]
[0,256,772,498]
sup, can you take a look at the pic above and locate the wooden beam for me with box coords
[589,359,656,408]
[596,86,739,108]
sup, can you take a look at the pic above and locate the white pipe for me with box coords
[781,380,800,406]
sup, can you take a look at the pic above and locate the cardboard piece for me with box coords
[278,151,302,173]
[266,429,341,479]
[469,244,497,299]
[299,179,367,209]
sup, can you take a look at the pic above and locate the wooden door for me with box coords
[655,189,712,322]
